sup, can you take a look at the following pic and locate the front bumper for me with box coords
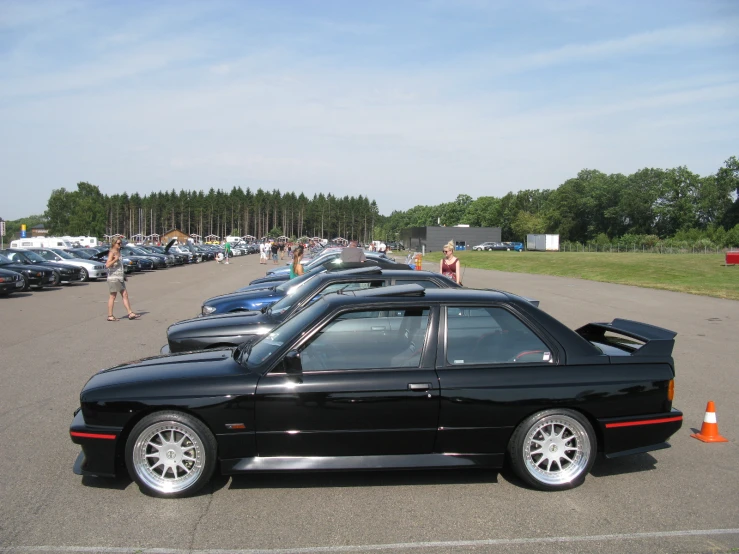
[69,408,122,477]
[88,267,106,279]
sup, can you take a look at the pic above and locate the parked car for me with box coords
[27,248,106,281]
[71,285,682,498]
[0,253,55,291]
[202,268,457,317]
[169,267,460,352]
[255,252,410,284]
[145,245,186,265]
[119,246,168,269]
[472,242,496,251]
[134,246,176,267]
[88,248,139,277]
[0,267,25,296]
[0,248,81,286]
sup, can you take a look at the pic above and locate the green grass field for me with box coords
[421,251,739,300]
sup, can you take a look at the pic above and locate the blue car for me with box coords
[200,274,316,316]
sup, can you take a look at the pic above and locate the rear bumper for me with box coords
[69,409,122,477]
[598,408,683,458]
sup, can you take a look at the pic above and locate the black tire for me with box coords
[20,274,30,292]
[79,267,89,281]
[49,271,61,287]
[508,409,596,491]
[125,411,217,498]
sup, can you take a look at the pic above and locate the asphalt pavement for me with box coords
[0,252,737,554]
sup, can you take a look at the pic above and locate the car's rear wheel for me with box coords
[126,411,217,498]
[508,409,596,491]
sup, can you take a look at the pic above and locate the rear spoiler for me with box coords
[576,318,676,357]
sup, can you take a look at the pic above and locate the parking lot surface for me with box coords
[0,254,737,553]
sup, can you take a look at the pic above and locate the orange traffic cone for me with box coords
[691,401,728,443]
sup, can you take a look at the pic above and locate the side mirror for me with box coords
[283,349,302,374]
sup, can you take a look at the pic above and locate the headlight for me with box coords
[202,305,217,316]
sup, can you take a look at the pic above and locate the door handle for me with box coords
[408,383,431,391]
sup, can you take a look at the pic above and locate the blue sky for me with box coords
[1,0,737,219]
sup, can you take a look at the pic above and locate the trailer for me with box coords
[526,234,560,251]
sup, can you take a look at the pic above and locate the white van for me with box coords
[61,236,98,247]
[10,237,73,249]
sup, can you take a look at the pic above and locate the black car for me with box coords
[70,285,682,498]
[0,268,25,296]
[120,246,168,269]
[168,267,459,352]
[93,249,152,271]
[0,253,56,291]
[1,248,83,285]
[144,245,185,265]
[251,254,413,286]
[202,267,457,317]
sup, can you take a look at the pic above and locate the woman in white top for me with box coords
[106,239,140,321]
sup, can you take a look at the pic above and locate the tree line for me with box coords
[3,156,737,248]
[39,184,379,243]
[376,156,739,247]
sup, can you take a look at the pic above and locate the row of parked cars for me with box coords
[472,241,524,251]
[0,240,232,296]
[69,243,684,500]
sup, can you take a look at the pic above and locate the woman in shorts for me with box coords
[106,239,140,321]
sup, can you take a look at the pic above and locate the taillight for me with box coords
[667,379,674,401]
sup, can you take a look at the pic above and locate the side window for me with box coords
[395,279,439,289]
[38,250,53,260]
[300,307,431,371]
[446,306,551,366]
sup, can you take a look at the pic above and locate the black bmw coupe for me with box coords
[70,285,682,498]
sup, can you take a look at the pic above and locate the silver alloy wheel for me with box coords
[79,267,89,281]
[522,414,591,486]
[131,421,205,495]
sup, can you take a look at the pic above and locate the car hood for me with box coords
[238,283,280,293]
[205,288,281,306]
[247,274,290,286]
[0,263,53,274]
[169,311,276,339]
[81,349,251,395]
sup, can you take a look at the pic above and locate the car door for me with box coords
[254,304,440,457]
[434,304,560,455]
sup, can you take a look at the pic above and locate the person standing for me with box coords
[340,240,366,263]
[223,241,231,264]
[106,239,140,321]
[271,241,279,264]
[289,246,305,279]
[440,241,462,285]
[259,241,268,264]
[279,241,286,260]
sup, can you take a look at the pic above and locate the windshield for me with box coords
[268,275,321,316]
[0,254,14,265]
[247,299,327,367]
[70,250,94,259]
[305,252,339,270]
[129,247,148,255]
[51,249,74,259]
[275,271,319,293]
[17,250,46,263]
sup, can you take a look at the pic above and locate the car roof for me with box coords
[320,284,514,306]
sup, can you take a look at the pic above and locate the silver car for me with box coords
[29,248,106,281]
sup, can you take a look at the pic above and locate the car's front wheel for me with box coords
[49,271,61,287]
[508,409,596,491]
[79,267,89,281]
[126,411,217,498]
